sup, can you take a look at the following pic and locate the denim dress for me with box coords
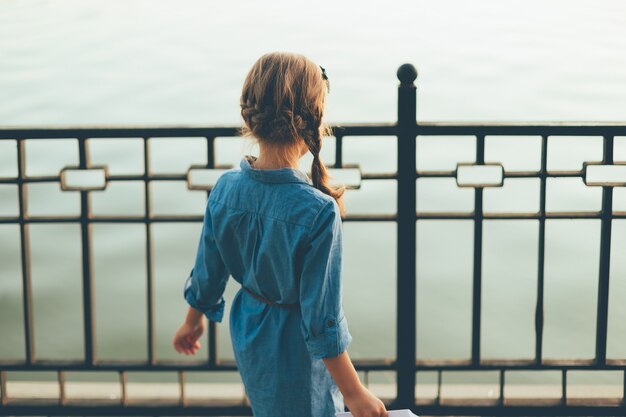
[183,155,352,417]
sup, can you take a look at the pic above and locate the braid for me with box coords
[238,52,345,215]
[305,125,346,217]
[240,98,311,145]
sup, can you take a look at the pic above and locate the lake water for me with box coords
[1,0,626,387]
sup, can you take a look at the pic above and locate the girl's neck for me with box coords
[252,153,299,170]
[252,141,304,170]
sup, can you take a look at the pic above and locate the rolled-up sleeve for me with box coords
[183,200,230,322]
[299,199,352,359]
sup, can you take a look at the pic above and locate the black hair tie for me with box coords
[319,65,328,81]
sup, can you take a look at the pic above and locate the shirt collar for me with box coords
[240,155,313,186]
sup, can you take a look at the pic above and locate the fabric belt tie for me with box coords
[241,285,298,308]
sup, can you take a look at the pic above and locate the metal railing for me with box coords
[1,63,626,416]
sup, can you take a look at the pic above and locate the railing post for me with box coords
[78,138,96,365]
[595,135,614,365]
[395,63,418,409]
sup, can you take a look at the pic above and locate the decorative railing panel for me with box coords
[1,63,626,415]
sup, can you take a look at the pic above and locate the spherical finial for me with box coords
[397,63,418,85]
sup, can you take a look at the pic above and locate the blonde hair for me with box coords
[239,51,345,216]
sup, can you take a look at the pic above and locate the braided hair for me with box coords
[239,51,345,216]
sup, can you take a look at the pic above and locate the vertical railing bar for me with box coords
[334,133,343,168]
[207,135,216,168]
[208,321,218,367]
[623,370,626,406]
[58,370,66,406]
[436,370,441,406]
[120,371,127,406]
[78,137,96,364]
[562,369,567,404]
[471,134,485,365]
[178,370,186,406]
[395,64,418,409]
[144,137,156,365]
[207,135,218,367]
[499,369,504,405]
[535,135,548,364]
[595,135,614,366]
[0,370,7,406]
[17,139,35,364]
[413,371,417,404]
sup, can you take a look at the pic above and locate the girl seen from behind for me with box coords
[172,51,388,417]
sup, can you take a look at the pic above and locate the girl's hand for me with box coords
[173,318,205,355]
[343,385,388,417]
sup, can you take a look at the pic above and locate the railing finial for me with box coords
[397,63,418,86]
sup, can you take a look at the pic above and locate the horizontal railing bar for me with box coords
[3,122,626,140]
[417,171,585,178]
[0,171,592,185]
[0,172,400,183]
[416,122,626,136]
[0,403,253,416]
[0,358,608,370]
[416,357,596,368]
[5,361,626,372]
[417,212,608,219]
[343,214,397,221]
[0,171,591,184]
[1,212,621,225]
[0,215,399,223]
[39,357,393,366]
[0,123,398,139]
[6,403,626,417]
[504,171,582,178]
[0,360,238,371]
[6,362,626,371]
[332,124,398,136]
[0,358,392,372]
[361,173,397,180]
[0,126,242,139]
[0,357,619,369]
[402,404,626,417]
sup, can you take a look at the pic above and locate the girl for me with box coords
[173,51,388,417]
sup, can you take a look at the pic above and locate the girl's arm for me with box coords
[322,351,388,417]
[173,306,205,355]
[175,199,230,356]
[185,305,204,324]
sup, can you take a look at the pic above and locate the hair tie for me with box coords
[319,65,330,93]
[319,65,328,81]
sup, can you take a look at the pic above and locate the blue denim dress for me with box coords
[183,155,352,417]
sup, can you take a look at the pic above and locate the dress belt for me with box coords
[241,285,298,308]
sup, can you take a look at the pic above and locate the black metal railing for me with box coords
[1,63,626,416]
